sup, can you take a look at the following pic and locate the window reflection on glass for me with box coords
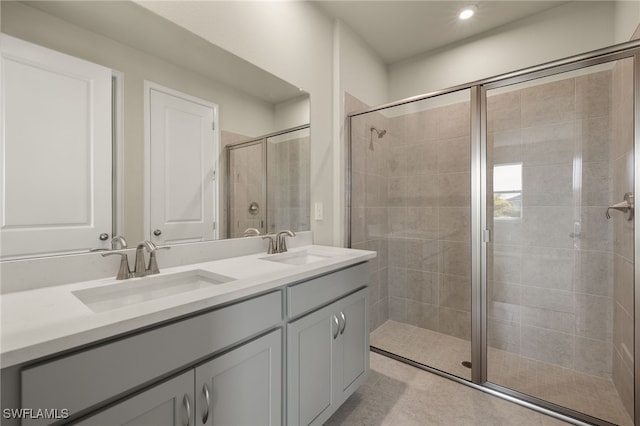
[493,163,522,219]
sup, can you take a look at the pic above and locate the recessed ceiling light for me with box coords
[458,5,477,20]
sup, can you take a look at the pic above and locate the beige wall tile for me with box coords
[437,207,470,242]
[577,116,611,163]
[487,90,521,133]
[522,206,573,249]
[521,247,573,291]
[575,71,611,119]
[523,164,573,206]
[521,79,575,128]
[439,273,470,312]
[436,136,470,173]
[438,307,470,340]
[522,122,574,166]
[575,250,612,297]
[575,293,613,341]
[406,269,437,304]
[521,306,574,334]
[437,101,470,139]
[438,172,470,207]
[521,326,574,368]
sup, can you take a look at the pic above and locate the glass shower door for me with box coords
[485,58,635,425]
[227,140,266,238]
[351,89,474,381]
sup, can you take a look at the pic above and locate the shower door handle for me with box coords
[606,192,634,221]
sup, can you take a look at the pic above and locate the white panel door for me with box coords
[0,34,112,258]
[148,84,217,244]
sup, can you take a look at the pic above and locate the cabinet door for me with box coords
[334,288,369,403]
[195,329,281,426]
[76,371,194,426]
[288,302,344,426]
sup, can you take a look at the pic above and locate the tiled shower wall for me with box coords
[487,71,617,378]
[267,136,311,234]
[348,93,472,340]
[347,93,390,332]
[612,57,635,418]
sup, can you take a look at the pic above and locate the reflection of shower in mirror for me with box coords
[369,126,386,150]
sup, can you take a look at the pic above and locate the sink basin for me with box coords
[260,250,333,266]
[73,270,234,312]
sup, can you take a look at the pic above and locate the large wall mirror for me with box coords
[0,1,310,259]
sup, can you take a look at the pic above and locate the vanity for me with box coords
[0,238,375,425]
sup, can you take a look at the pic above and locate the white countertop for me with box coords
[1,245,375,369]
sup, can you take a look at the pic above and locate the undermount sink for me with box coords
[73,270,234,313]
[260,250,333,266]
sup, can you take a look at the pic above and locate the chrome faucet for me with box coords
[102,251,131,280]
[111,235,128,250]
[134,240,157,277]
[276,230,296,253]
[262,234,277,254]
[148,246,170,275]
[244,227,261,237]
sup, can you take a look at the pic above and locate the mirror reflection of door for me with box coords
[145,82,219,245]
[0,34,113,258]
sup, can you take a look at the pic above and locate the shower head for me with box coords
[370,127,387,138]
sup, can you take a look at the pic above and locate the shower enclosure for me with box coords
[225,125,310,238]
[348,41,638,426]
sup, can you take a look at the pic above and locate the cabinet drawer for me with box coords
[21,290,282,425]
[287,262,368,319]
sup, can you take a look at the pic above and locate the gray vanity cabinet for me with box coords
[76,329,281,426]
[74,371,195,426]
[287,287,368,426]
[194,329,281,426]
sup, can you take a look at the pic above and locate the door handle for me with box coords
[332,315,340,339]
[339,312,346,335]
[201,383,211,424]
[182,394,191,426]
[153,229,162,236]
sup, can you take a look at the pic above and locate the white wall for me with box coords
[274,95,310,130]
[334,19,388,244]
[137,1,337,245]
[337,21,388,108]
[388,1,617,101]
[615,1,640,43]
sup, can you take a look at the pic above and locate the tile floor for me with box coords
[325,351,569,426]
[364,320,633,426]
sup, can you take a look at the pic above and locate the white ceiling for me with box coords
[313,1,570,64]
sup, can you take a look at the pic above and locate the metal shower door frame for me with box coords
[346,38,640,426]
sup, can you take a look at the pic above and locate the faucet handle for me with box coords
[262,234,277,254]
[148,246,170,275]
[102,252,131,280]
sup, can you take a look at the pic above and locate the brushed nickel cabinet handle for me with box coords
[332,315,340,339]
[340,312,346,335]
[183,394,191,426]
[202,383,211,424]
